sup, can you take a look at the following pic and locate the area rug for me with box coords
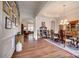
[44,39,79,57]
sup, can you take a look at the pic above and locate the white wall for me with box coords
[34,6,79,40]
[35,17,51,30]
[0,2,20,58]
[66,8,79,21]
[34,16,60,40]
[0,2,2,39]
[51,18,60,33]
[34,16,53,40]
[0,1,2,58]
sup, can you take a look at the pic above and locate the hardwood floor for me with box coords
[12,38,76,58]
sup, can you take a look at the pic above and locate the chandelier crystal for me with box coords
[60,4,69,25]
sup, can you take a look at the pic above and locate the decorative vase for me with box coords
[16,41,22,52]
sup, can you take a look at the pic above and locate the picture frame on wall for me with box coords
[7,1,13,7]
[12,14,14,22]
[12,15,17,26]
[3,1,10,16]
[14,17,17,26]
[12,15,17,27]
[12,21,16,28]
[5,17,12,29]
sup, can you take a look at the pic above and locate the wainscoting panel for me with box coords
[2,36,15,58]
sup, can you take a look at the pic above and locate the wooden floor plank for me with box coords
[12,39,76,58]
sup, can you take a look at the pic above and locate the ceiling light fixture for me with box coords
[60,4,69,25]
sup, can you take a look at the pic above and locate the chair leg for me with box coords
[76,41,79,48]
[64,40,66,47]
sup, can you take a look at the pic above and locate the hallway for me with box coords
[12,39,76,58]
[0,1,79,58]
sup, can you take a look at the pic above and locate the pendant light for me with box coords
[60,4,69,25]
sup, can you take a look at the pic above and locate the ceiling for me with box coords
[18,1,47,23]
[38,1,79,18]
[18,1,79,23]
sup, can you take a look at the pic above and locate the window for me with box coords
[28,24,34,31]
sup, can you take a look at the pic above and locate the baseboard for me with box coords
[6,48,15,58]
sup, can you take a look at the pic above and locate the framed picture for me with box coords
[14,17,17,26]
[12,15,17,26]
[12,14,14,22]
[12,15,18,27]
[12,2,16,14]
[5,17,12,29]
[7,1,13,7]
[12,21,16,28]
[3,1,10,16]
[7,1,16,14]
[41,22,45,27]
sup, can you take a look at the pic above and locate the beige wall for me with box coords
[0,1,2,58]
[0,2,20,58]
[34,16,52,40]
[66,8,79,21]
[34,6,79,40]
[36,17,51,30]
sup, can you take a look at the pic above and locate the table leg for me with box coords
[76,41,79,48]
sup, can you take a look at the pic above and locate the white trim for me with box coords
[2,35,15,41]
[6,48,15,58]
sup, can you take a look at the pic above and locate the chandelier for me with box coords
[60,4,69,25]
